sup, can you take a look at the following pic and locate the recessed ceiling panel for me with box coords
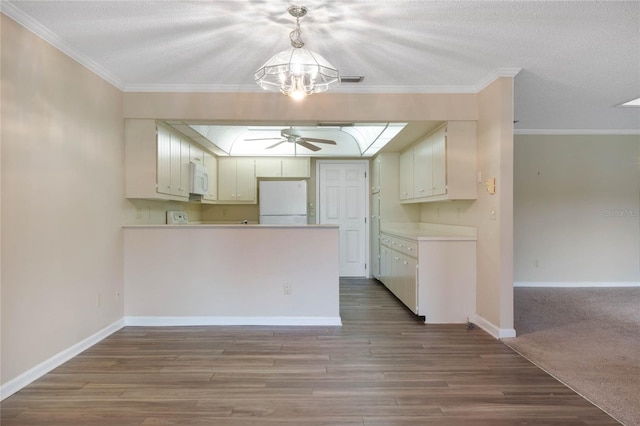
[174,123,408,157]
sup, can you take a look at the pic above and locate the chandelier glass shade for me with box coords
[254,6,339,100]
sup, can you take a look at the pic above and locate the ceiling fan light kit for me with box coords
[254,5,340,100]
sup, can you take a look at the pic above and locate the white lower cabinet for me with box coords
[380,234,419,313]
[379,231,476,323]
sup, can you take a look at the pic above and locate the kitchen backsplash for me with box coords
[126,199,202,225]
[201,204,259,223]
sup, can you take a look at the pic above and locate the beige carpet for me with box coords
[503,287,640,426]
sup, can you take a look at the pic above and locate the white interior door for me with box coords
[318,162,369,277]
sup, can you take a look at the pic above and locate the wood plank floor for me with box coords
[1,278,619,425]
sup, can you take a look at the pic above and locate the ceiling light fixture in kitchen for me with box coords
[254,5,339,101]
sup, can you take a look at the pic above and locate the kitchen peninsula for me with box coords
[123,224,341,326]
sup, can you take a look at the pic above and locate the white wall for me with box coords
[514,134,640,284]
[1,15,125,386]
[124,226,340,324]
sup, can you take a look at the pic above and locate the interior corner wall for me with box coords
[475,77,514,332]
[1,14,125,386]
[514,134,640,284]
[420,78,515,334]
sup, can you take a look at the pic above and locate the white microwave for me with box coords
[190,163,209,195]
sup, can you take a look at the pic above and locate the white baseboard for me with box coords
[473,314,516,339]
[0,319,125,401]
[124,316,343,327]
[514,281,640,288]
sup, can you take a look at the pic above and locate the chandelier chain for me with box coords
[289,15,305,48]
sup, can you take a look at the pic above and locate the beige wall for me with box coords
[420,77,515,334]
[1,15,125,384]
[514,135,640,283]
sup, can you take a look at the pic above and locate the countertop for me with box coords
[381,222,477,241]
[123,223,339,229]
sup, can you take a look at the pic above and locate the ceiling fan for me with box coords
[244,128,337,152]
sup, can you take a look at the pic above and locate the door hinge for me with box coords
[364,217,367,224]
[365,263,367,270]
[364,171,367,178]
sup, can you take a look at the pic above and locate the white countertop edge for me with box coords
[381,222,478,241]
[123,224,339,229]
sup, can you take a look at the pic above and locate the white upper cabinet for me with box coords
[255,158,282,177]
[412,136,432,198]
[399,149,414,200]
[282,157,310,177]
[202,153,218,202]
[370,156,381,193]
[189,144,204,164]
[218,158,256,203]
[126,120,192,201]
[400,121,477,203]
[125,120,216,201]
[255,157,310,178]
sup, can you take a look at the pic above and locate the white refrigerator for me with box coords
[259,180,308,224]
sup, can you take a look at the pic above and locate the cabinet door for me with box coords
[399,149,414,200]
[282,157,310,177]
[156,127,172,195]
[178,138,191,197]
[430,127,447,196]
[217,158,237,201]
[371,194,381,278]
[413,137,432,198]
[202,153,217,201]
[401,254,418,314]
[380,247,390,285]
[189,144,204,164]
[255,158,282,177]
[234,158,256,201]
[169,133,184,196]
[371,157,380,193]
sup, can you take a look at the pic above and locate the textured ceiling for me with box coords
[2,0,639,133]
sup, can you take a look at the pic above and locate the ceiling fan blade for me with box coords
[301,137,337,145]
[296,141,321,152]
[244,137,283,141]
[266,140,287,149]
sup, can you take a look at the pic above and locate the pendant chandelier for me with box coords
[254,5,340,101]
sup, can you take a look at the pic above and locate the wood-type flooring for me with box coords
[1,278,619,425]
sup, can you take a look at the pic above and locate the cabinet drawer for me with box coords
[400,239,418,257]
[381,233,418,258]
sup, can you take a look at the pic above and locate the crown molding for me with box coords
[514,128,640,135]
[122,83,483,94]
[475,68,522,92]
[1,2,125,90]
[122,71,521,94]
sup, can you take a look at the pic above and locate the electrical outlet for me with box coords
[283,283,292,295]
